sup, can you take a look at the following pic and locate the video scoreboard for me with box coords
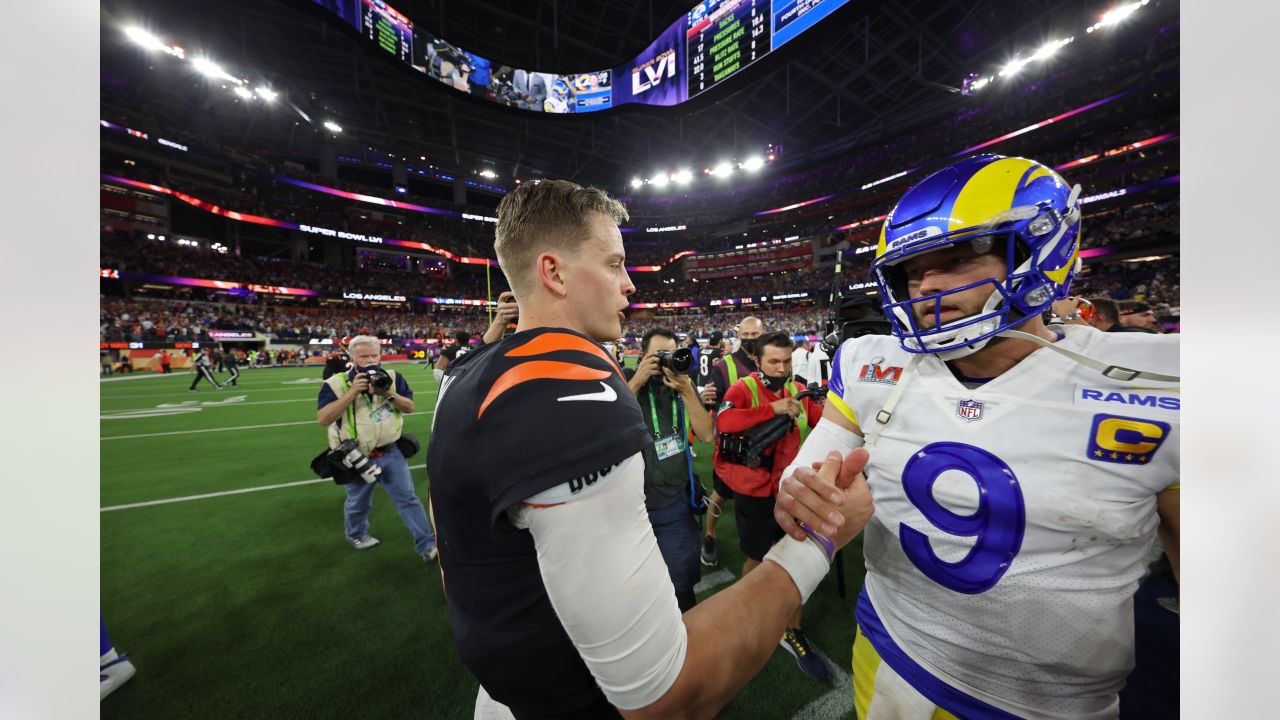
[316,0,851,112]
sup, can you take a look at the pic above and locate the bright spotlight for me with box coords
[673,169,693,184]
[254,87,278,101]
[652,173,670,188]
[742,156,765,171]
[478,169,497,179]
[125,27,166,51]
[630,177,643,188]
[712,162,734,177]
[323,120,343,133]
[193,57,225,79]
[234,86,253,100]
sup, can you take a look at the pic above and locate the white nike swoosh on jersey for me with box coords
[557,382,617,403]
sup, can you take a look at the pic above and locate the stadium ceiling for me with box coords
[101,0,1145,190]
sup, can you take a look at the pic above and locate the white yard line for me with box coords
[789,646,853,720]
[102,420,320,440]
[101,387,321,399]
[694,567,737,594]
[102,464,428,511]
[103,411,434,439]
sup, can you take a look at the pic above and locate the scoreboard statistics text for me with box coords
[687,0,771,98]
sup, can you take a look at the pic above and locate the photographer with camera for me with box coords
[699,317,764,568]
[712,331,828,681]
[316,335,437,561]
[623,327,714,613]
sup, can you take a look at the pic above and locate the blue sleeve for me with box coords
[395,372,414,399]
[317,383,338,411]
[828,343,846,401]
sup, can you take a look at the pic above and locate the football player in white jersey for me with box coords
[773,154,1179,720]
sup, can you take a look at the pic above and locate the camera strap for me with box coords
[647,386,684,461]
[677,395,707,513]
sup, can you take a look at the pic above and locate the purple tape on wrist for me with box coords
[797,521,837,561]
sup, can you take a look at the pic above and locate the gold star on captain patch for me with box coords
[1139,456,1148,462]
[1125,454,1134,461]
[1093,450,1103,457]
[1110,452,1119,459]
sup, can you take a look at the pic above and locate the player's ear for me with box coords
[536,252,568,298]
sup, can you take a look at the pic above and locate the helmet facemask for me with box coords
[873,187,1082,360]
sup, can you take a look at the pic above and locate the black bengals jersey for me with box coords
[695,345,723,388]
[427,327,651,718]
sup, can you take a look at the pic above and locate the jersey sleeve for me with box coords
[825,341,860,428]
[510,452,687,710]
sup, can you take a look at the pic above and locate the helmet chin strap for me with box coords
[865,327,1177,447]
[996,329,1180,383]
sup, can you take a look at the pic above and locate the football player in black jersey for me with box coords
[427,179,874,719]
[693,330,724,390]
[433,331,472,382]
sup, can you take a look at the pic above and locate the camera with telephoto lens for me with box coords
[329,439,382,484]
[717,387,828,468]
[655,348,694,375]
[363,367,393,394]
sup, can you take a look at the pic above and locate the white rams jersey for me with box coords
[828,326,1179,719]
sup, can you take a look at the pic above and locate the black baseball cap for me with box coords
[708,331,723,344]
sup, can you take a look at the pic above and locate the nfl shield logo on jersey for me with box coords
[956,399,984,422]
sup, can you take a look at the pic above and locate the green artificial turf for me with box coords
[102,364,863,719]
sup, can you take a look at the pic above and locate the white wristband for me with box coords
[433,368,444,382]
[763,534,833,604]
[780,417,865,495]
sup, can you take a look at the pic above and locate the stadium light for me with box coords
[478,169,498,179]
[672,169,693,185]
[323,120,343,134]
[125,27,165,51]
[234,86,253,100]
[254,87,278,102]
[742,156,765,171]
[651,173,670,188]
[1088,0,1148,32]
[193,57,240,84]
[630,177,643,188]
[711,161,734,178]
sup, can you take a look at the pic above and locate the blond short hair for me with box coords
[494,179,629,296]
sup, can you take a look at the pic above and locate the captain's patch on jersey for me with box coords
[1086,413,1171,465]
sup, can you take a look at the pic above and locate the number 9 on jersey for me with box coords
[898,442,1026,595]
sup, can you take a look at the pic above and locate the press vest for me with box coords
[740,375,812,444]
[323,370,404,455]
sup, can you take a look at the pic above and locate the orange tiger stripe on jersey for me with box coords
[504,332,623,376]
[478,360,612,418]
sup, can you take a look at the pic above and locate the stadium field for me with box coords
[101,363,867,719]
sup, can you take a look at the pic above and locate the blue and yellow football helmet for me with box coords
[872,154,1082,358]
